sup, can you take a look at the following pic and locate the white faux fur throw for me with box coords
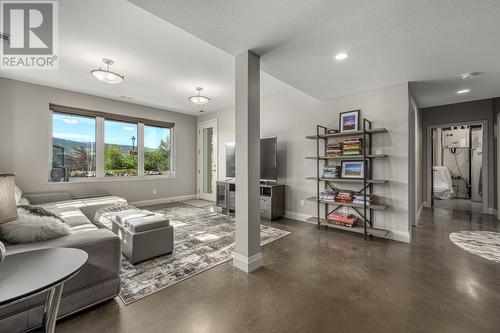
[0,208,71,244]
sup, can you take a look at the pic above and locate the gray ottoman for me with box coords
[113,210,173,264]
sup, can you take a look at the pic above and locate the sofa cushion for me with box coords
[39,196,125,230]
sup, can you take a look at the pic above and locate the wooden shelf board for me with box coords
[305,128,388,140]
[306,217,389,238]
[305,177,388,184]
[305,197,388,210]
[306,155,388,160]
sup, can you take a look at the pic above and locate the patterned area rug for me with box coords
[449,231,500,263]
[110,204,289,305]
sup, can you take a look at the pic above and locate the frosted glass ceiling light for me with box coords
[189,87,211,105]
[91,59,124,84]
[334,52,349,61]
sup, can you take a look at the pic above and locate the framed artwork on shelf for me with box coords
[339,110,360,132]
[341,161,364,179]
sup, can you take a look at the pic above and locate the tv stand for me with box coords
[216,180,285,220]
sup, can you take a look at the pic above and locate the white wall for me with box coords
[0,78,197,203]
[409,91,423,224]
[199,82,411,242]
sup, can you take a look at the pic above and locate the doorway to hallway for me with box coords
[428,121,488,214]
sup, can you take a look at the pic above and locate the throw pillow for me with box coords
[0,207,71,244]
[17,197,31,206]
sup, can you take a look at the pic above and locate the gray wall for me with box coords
[0,78,197,203]
[421,98,496,210]
[199,82,411,242]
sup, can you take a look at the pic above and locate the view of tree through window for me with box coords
[144,125,171,176]
[104,120,138,177]
[50,111,173,181]
[51,113,96,181]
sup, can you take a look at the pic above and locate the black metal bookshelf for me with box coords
[305,118,389,239]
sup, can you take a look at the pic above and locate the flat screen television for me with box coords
[225,137,277,182]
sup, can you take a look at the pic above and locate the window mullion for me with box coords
[138,123,145,176]
[96,117,105,178]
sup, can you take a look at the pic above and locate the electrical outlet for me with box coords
[300,199,305,207]
[153,189,157,195]
[342,207,349,214]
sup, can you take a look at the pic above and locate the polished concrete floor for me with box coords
[433,198,484,213]
[58,206,500,333]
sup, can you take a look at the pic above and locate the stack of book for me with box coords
[322,166,341,179]
[353,194,372,205]
[326,142,343,157]
[327,212,358,227]
[335,191,353,203]
[319,190,337,201]
[342,139,362,156]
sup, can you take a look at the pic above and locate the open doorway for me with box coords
[429,122,487,213]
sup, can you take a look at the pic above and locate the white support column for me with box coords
[232,51,262,273]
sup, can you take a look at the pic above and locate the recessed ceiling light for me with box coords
[460,72,474,80]
[334,52,349,61]
[457,89,470,94]
[189,87,211,105]
[91,58,124,84]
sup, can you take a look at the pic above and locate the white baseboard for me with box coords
[423,201,431,208]
[487,207,496,215]
[232,252,263,273]
[131,194,197,207]
[284,210,311,222]
[285,210,411,243]
[386,230,411,243]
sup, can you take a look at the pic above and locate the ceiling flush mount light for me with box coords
[91,58,124,84]
[457,89,470,95]
[460,72,475,80]
[189,87,211,105]
[334,52,349,61]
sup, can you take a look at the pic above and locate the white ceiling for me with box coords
[2,1,500,111]
[0,0,288,115]
[129,0,500,107]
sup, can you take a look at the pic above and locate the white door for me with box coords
[197,120,217,201]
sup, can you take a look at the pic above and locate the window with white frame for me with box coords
[49,104,174,182]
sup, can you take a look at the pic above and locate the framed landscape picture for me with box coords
[341,161,364,179]
[339,110,360,132]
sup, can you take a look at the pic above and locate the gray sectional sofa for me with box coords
[0,192,125,333]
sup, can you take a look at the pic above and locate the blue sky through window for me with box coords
[104,120,137,147]
[53,114,170,148]
[144,125,170,149]
[53,113,95,142]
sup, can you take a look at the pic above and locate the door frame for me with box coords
[426,120,488,214]
[197,119,218,201]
